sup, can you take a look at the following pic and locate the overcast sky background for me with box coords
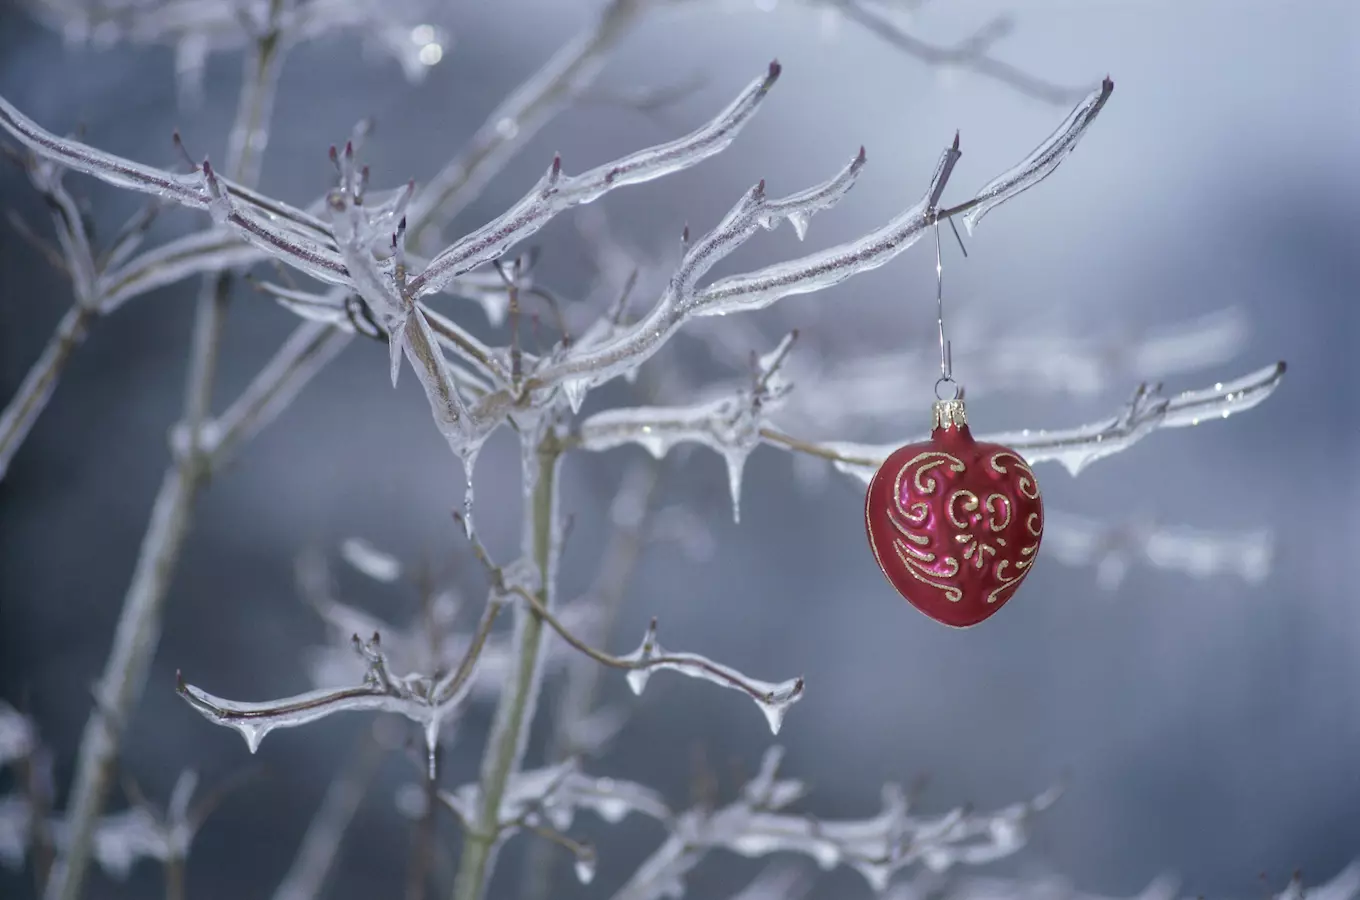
[2,1,1359,899]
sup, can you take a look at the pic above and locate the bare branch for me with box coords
[532,79,1110,405]
[178,591,503,776]
[406,0,650,241]
[760,361,1286,484]
[612,746,1057,900]
[576,331,798,521]
[407,61,784,299]
[271,723,395,900]
[1044,511,1272,590]
[826,1,1093,105]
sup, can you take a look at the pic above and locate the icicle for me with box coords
[423,716,440,780]
[388,319,404,387]
[460,442,482,533]
[787,209,812,241]
[564,377,590,415]
[723,446,750,524]
[574,850,598,885]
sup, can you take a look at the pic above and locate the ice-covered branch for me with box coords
[462,527,804,735]
[27,0,453,102]
[298,543,599,704]
[1044,511,1272,591]
[407,0,649,241]
[772,307,1252,436]
[613,747,1057,900]
[271,722,396,900]
[178,590,504,776]
[820,0,1093,105]
[406,60,783,299]
[577,332,798,521]
[532,78,1111,403]
[762,361,1286,485]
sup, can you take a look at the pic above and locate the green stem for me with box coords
[452,433,563,900]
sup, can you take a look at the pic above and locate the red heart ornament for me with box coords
[865,398,1044,628]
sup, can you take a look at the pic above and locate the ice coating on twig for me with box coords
[961,77,1114,234]
[407,61,783,299]
[440,759,669,833]
[773,307,1251,438]
[339,538,402,583]
[1044,511,1272,590]
[0,703,36,769]
[806,362,1285,485]
[619,620,804,735]
[178,620,492,776]
[577,332,797,521]
[534,149,865,400]
[611,746,1057,900]
[27,0,454,96]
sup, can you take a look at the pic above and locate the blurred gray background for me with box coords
[2,0,1358,898]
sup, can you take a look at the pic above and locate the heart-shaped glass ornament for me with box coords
[865,396,1044,628]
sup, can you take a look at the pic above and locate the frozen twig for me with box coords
[576,331,798,521]
[759,362,1286,484]
[47,14,289,897]
[178,589,504,776]
[460,519,805,735]
[200,320,353,471]
[613,746,1058,900]
[530,78,1111,406]
[406,60,783,299]
[271,721,397,900]
[823,0,1092,105]
[0,154,100,481]
[1044,510,1272,590]
[406,0,650,243]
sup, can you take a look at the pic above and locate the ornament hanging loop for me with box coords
[932,218,960,402]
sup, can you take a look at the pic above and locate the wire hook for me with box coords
[933,219,959,401]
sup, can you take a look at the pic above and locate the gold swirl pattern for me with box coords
[989,452,1040,500]
[888,452,967,602]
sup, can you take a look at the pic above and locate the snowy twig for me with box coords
[613,746,1058,900]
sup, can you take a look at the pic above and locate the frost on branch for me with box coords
[1044,511,1272,590]
[613,747,1058,900]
